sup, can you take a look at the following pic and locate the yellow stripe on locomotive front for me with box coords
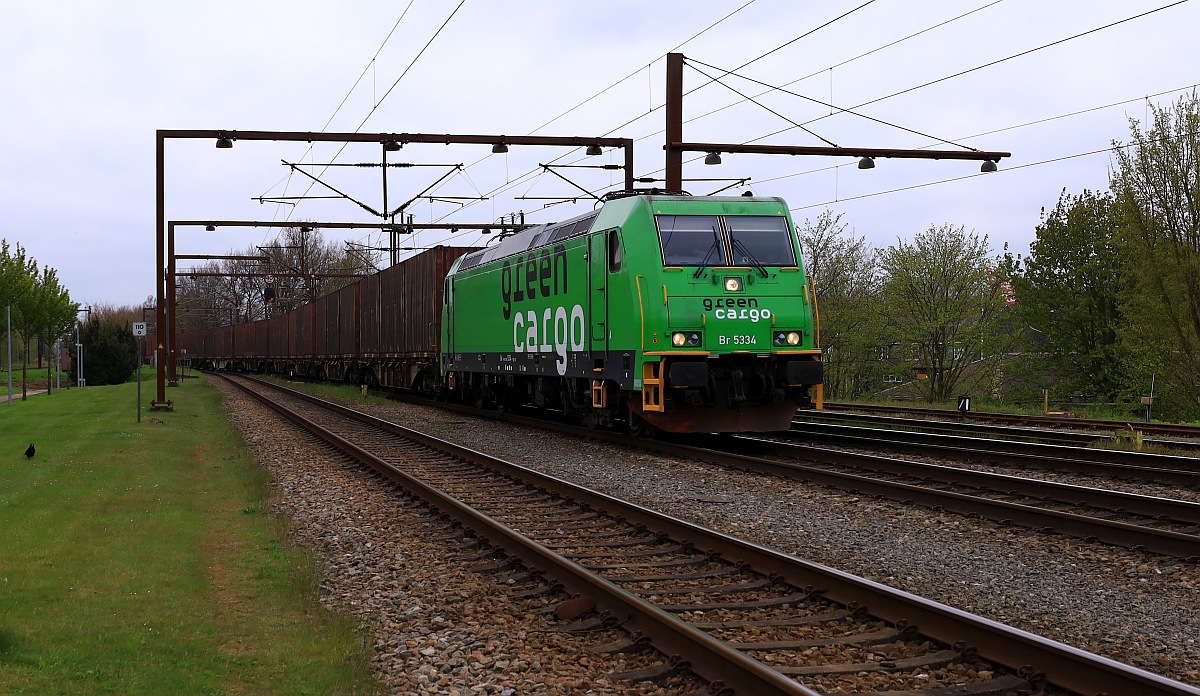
[441,191,822,433]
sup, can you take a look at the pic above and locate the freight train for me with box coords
[178,190,823,433]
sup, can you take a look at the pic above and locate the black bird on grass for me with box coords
[24,443,35,459]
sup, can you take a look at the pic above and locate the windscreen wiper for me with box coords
[732,239,769,278]
[693,232,722,278]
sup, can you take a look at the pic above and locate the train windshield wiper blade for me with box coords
[693,231,721,278]
[732,239,768,277]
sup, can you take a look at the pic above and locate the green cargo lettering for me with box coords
[513,304,586,375]
[501,244,568,319]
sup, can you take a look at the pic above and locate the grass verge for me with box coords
[0,374,378,695]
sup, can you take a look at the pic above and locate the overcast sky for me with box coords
[1,0,1196,309]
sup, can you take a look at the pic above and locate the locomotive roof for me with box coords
[455,208,599,271]
[453,192,789,272]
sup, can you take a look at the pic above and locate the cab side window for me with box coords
[608,230,622,272]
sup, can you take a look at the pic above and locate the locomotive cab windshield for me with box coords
[656,214,796,269]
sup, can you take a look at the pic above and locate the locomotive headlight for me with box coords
[774,331,802,346]
[672,332,702,347]
[723,276,742,292]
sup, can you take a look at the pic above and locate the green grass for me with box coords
[0,375,378,695]
[265,378,393,409]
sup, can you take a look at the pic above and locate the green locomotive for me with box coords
[441,190,823,433]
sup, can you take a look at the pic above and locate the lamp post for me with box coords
[76,305,91,387]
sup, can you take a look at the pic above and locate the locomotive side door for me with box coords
[588,230,612,358]
[442,276,455,357]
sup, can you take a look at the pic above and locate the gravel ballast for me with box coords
[216,381,1200,691]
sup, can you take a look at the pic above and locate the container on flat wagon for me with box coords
[335,283,358,356]
[233,322,254,359]
[214,324,233,359]
[313,293,331,356]
[250,319,268,359]
[379,246,478,355]
[268,312,288,358]
[359,272,382,355]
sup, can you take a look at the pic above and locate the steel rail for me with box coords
[825,402,1200,440]
[701,440,1200,558]
[351,391,1200,554]
[225,375,1200,696]
[219,374,815,696]
[752,432,1200,523]
[783,422,1200,486]
[801,410,1200,454]
[798,410,1105,446]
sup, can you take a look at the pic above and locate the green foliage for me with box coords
[70,318,137,386]
[0,240,35,306]
[1111,91,1200,420]
[1011,188,1128,399]
[796,210,883,399]
[876,224,1013,402]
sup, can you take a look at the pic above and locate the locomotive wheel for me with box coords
[624,407,651,437]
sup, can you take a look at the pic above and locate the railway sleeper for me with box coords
[608,565,739,583]
[563,543,685,559]
[583,554,714,571]
[687,610,857,631]
[851,673,1032,696]
[659,590,811,612]
[776,647,961,676]
[728,626,903,650]
[533,527,646,542]
[542,534,663,550]
[609,658,688,685]
[628,577,773,595]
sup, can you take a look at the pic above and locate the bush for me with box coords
[69,319,137,385]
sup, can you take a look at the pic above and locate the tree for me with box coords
[174,224,377,331]
[876,224,1011,402]
[1011,188,1127,400]
[796,211,883,399]
[1,241,35,395]
[32,268,78,392]
[70,318,137,386]
[1111,91,1200,420]
[10,256,41,399]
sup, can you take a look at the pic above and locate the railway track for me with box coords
[824,402,1200,442]
[345,386,1200,557]
[728,432,1200,559]
[782,420,1200,488]
[218,373,1198,696]
[796,410,1123,448]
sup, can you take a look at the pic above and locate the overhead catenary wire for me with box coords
[438,1,1021,222]
[263,2,1192,258]
[788,129,1200,214]
[625,1,1194,184]
[258,2,465,254]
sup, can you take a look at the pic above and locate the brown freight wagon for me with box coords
[313,292,331,357]
[212,324,234,366]
[176,246,476,391]
[366,246,476,392]
[267,310,289,371]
